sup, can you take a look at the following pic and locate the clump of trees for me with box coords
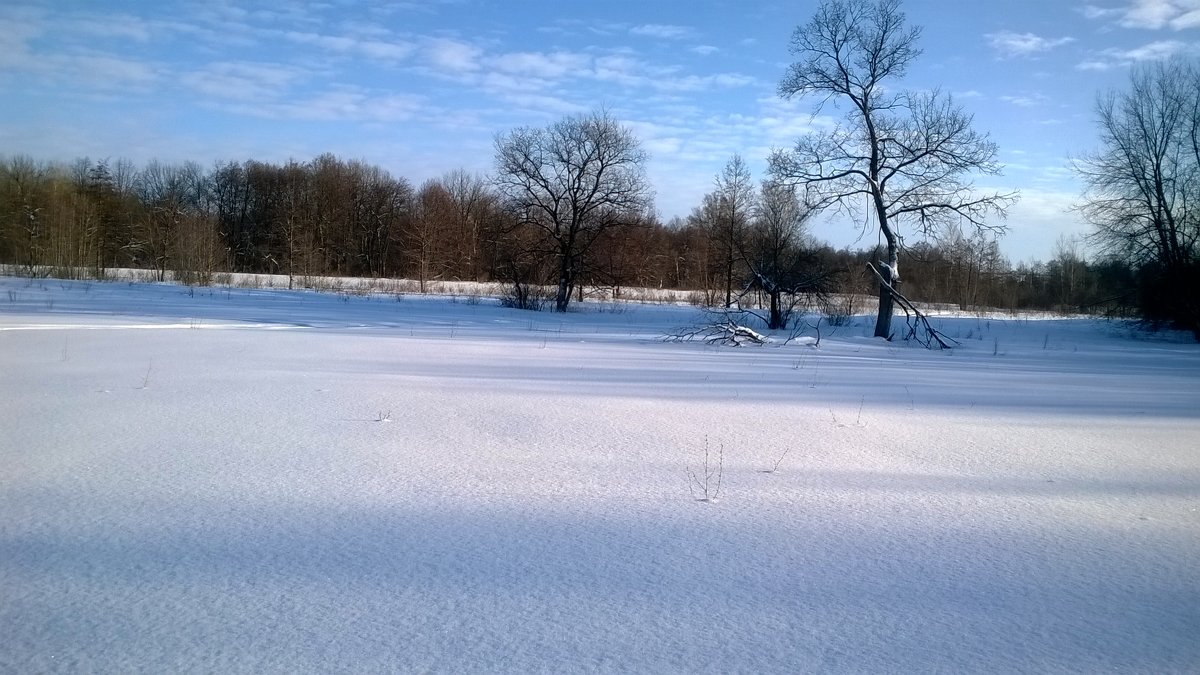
[492,109,653,312]
[0,154,505,289]
[686,156,836,329]
[1075,58,1199,338]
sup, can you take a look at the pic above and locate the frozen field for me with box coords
[2,276,1199,673]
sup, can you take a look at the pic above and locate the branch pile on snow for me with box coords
[665,316,770,346]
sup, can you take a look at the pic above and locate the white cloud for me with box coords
[423,37,482,73]
[67,14,155,42]
[1082,0,1200,29]
[1122,0,1183,27]
[999,93,1050,107]
[629,24,695,39]
[1122,39,1191,59]
[1173,8,1200,27]
[497,93,588,117]
[359,39,416,61]
[986,31,1075,58]
[284,31,414,62]
[589,54,755,93]
[491,51,590,79]
[182,61,304,101]
[285,31,358,52]
[75,53,160,88]
[1077,39,1193,69]
[691,45,720,56]
[998,187,1091,262]
[218,88,427,123]
[0,6,43,69]
[1080,4,1123,20]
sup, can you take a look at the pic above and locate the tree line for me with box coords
[1,0,1195,337]
[0,149,1145,315]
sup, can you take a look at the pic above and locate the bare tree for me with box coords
[135,161,206,281]
[277,160,316,290]
[713,155,756,307]
[740,181,831,329]
[493,109,652,312]
[440,169,493,281]
[770,0,1015,341]
[409,179,454,292]
[1075,58,1199,337]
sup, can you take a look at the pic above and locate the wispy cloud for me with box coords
[0,5,44,69]
[986,31,1075,58]
[1081,0,1200,29]
[1076,39,1193,69]
[999,93,1051,107]
[65,13,156,42]
[491,51,591,79]
[423,37,482,73]
[591,54,755,92]
[691,45,720,56]
[275,90,425,123]
[181,61,305,101]
[629,24,695,40]
[284,31,415,62]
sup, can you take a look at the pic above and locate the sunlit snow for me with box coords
[2,277,1198,672]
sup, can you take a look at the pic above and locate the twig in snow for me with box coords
[762,447,792,474]
[687,436,724,502]
[138,359,153,389]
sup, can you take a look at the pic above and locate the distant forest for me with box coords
[0,152,1149,320]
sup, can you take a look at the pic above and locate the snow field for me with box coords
[2,277,1199,672]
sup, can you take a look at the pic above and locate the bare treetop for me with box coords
[493,109,652,311]
[770,0,1015,341]
[779,0,921,112]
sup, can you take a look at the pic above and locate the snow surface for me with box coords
[2,277,1199,673]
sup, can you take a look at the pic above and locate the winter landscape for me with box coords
[2,274,1198,673]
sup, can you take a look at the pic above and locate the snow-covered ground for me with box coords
[2,276,1198,673]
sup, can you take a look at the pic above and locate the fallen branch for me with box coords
[665,310,770,346]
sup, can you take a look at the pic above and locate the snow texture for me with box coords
[2,277,1199,673]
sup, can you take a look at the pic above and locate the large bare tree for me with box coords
[1075,58,1199,338]
[493,109,652,312]
[769,0,1015,340]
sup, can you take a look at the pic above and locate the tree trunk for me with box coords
[555,254,572,312]
[873,241,900,339]
[555,276,571,312]
[724,252,733,308]
[769,291,783,329]
[872,198,900,338]
[874,275,896,338]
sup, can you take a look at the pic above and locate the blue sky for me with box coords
[1,1,1197,262]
